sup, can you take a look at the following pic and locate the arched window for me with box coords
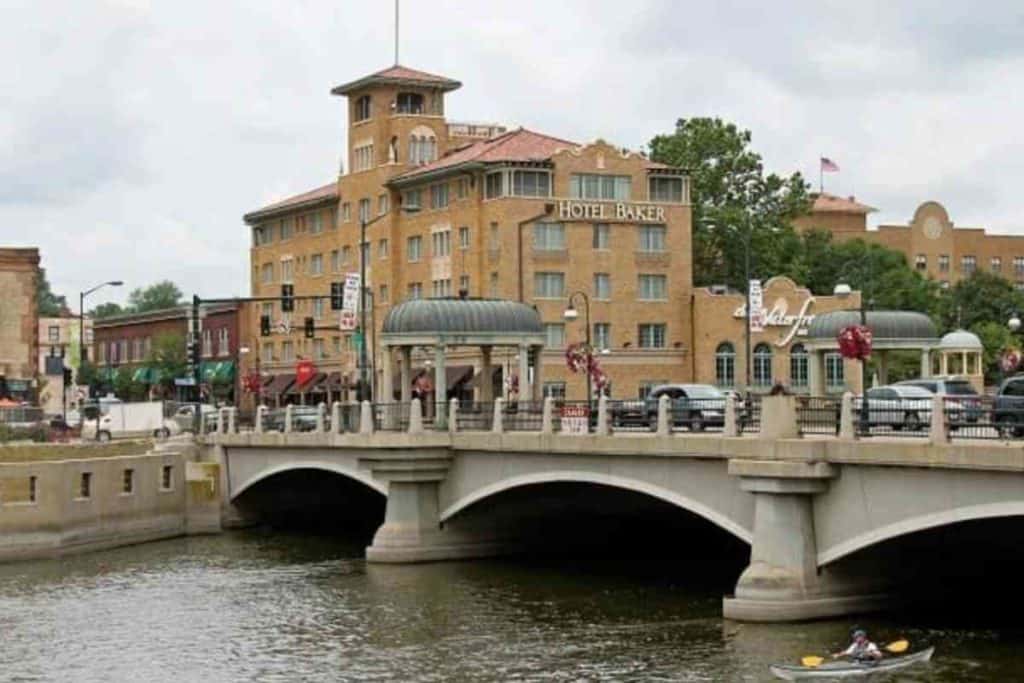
[715,342,735,388]
[354,95,372,122]
[388,136,398,163]
[753,343,773,387]
[825,352,845,390]
[790,344,808,389]
[408,126,437,165]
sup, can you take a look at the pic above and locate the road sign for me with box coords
[343,273,361,312]
[748,279,765,333]
[561,405,590,435]
[339,310,357,331]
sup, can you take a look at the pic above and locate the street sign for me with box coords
[339,310,357,331]
[748,279,765,333]
[561,405,590,435]
[343,273,361,312]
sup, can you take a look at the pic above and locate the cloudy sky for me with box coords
[3,1,1023,309]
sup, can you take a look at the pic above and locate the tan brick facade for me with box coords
[0,248,40,401]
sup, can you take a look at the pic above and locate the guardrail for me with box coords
[0,406,45,425]
[944,395,1019,441]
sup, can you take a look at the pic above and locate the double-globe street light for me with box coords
[833,257,874,432]
[563,291,609,411]
[79,280,123,384]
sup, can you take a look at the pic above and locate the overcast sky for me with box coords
[3,1,1024,309]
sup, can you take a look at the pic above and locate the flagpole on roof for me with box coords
[394,0,400,65]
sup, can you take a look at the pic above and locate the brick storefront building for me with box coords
[0,248,40,403]
[243,65,692,402]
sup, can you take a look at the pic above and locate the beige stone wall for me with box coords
[0,248,40,390]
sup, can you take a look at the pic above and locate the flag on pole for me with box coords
[820,157,840,173]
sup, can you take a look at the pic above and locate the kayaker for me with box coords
[832,629,883,662]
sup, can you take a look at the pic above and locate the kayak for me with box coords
[769,646,934,680]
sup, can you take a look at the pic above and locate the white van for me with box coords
[81,400,179,441]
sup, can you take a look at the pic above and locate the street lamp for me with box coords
[563,291,593,409]
[358,211,390,401]
[834,271,872,433]
[79,280,123,385]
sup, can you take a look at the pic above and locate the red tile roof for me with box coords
[243,182,338,223]
[331,64,461,95]
[811,192,876,214]
[393,128,578,182]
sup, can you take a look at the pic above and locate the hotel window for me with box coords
[310,253,323,275]
[459,275,470,294]
[1015,257,1024,277]
[570,174,631,201]
[637,323,666,349]
[217,328,229,356]
[48,326,59,342]
[938,254,950,272]
[358,198,371,222]
[543,382,567,400]
[915,254,927,271]
[638,274,667,301]
[313,338,325,360]
[280,258,294,283]
[342,202,351,221]
[535,272,565,298]
[790,344,808,388]
[402,189,422,210]
[648,176,684,202]
[484,171,504,199]
[592,223,610,249]
[408,132,437,165]
[281,341,295,362]
[261,302,274,319]
[753,343,773,387]
[332,336,341,354]
[594,273,611,300]
[330,250,341,273]
[533,222,565,250]
[354,95,372,122]
[310,211,323,234]
[432,230,451,257]
[312,298,324,320]
[594,323,611,350]
[638,381,667,400]
[342,246,352,265]
[459,226,470,249]
[396,92,424,114]
[715,342,735,388]
[374,238,387,259]
[992,256,1002,273]
[329,208,338,230]
[407,236,422,262]
[280,218,293,241]
[638,225,667,252]
[489,272,499,297]
[432,279,452,297]
[825,352,845,390]
[380,284,389,304]
[544,323,566,348]
[378,193,389,215]
[353,143,374,172]
[430,183,449,209]
[961,255,976,276]
[455,177,469,199]
[261,342,273,363]
[202,329,213,358]
[407,282,423,300]
[511,170,551,197]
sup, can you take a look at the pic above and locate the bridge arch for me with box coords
[818,501,1024,566]
[440,471,753,544]
[230,460,387,503]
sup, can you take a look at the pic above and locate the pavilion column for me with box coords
[942,353,949,376]
[530,345,543,402]
[381,344,394,404]
[400,346,412,402]
[920,349,930,378]
[434,345,447,429]
[480,345,493,402]
[519,345,531,404]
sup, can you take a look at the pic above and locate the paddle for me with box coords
[800,640,910,667]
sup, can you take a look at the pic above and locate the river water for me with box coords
[0,531,1020,682]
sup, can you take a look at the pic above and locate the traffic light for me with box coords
[304,317,315,339]
[62,366,72,385]
[260,315,271,337]
[189,335,202,369]
[330,281,343,310]
[281,284,294,312]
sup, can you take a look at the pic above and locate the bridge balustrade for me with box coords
[944,394,1024,441]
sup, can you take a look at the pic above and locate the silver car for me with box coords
[861,385,933,430]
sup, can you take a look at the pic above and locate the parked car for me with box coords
[895,377,983,423]
[643,384,727,431]
[264,406,324,433]
[993,375,1024,437]
[860,385,933,430]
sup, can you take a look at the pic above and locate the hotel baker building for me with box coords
[241,64,857,404]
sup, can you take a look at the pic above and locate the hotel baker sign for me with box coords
[557,200,667,223]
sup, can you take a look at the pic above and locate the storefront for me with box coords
[692,276,861,393]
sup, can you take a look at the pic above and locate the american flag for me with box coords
[820,157,840,173]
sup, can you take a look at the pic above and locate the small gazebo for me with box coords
[934,329,984,390]
[804,310,940,394]
[379,298,546,428]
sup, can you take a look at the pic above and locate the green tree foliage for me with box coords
[934,271,1024,332]
[90,302,125,319]
[147,333,187,392]
[37,269,67,317]
[127,280,183,313]
[972,321,1017,384]
[648,118,812,289]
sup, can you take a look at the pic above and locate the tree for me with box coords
[147,333,187,393]
[934,271,1024,333]
[972,321,1017,385]
[648,117,812,289]
[90,302,125,319]
[37,269,67,317]
[127,280,183,313]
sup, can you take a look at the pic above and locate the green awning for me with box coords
[201,362,218,382]
[201,361,235,383]
[131,366,159,384]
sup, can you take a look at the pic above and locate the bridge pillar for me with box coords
[724,460,889,622]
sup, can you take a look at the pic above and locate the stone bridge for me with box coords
[208,396,1024,622]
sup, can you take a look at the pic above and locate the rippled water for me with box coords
[0,533,1021,682]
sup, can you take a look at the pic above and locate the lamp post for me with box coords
[78,280,123,387]
[563,291,592,409]
[834,258,873,432]
[359,211,389,401]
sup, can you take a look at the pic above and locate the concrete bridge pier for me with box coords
[723,460,890,622]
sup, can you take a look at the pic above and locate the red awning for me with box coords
[263,374,296,396]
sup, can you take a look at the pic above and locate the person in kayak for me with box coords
[832,629,883,662]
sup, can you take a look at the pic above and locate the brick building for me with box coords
[92,305,242,402]
[795,194,1024,289]
[243,65,692,402]
[0,248,40,403]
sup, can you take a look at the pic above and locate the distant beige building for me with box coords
[0,248,40,402]
[38,315,92,415]
[795,193,1024,289]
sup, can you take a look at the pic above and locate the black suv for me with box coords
[994,376,1024,437]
